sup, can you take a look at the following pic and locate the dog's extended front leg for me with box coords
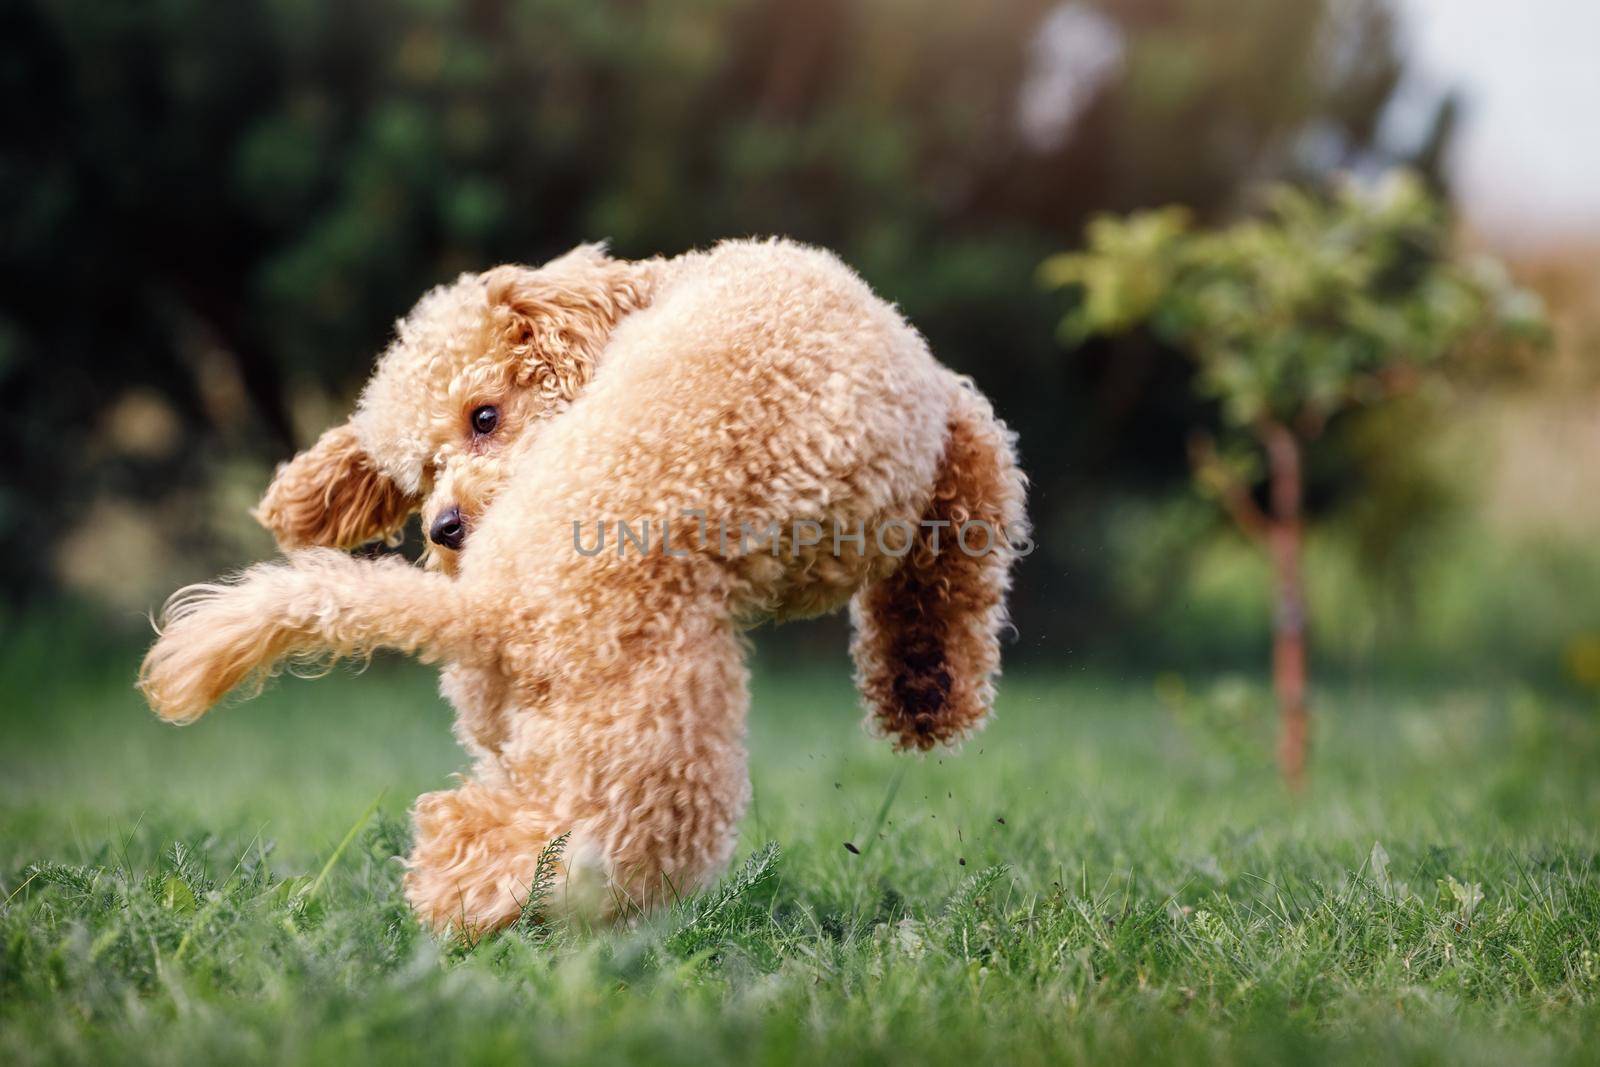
[138,549,471,724]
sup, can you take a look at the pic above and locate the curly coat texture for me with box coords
[139,238,1027,934]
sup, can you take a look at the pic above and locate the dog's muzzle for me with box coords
[429,506,465,551]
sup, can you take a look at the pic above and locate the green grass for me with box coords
[2,627,1599,1065]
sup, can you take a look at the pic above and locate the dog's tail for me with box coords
[850,382,1028,750]
[138,549,471,724]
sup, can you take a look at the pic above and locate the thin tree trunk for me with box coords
[1262,422,1309,790]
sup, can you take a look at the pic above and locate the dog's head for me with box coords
[254,243,652,569]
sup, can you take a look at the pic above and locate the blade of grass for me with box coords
[859,762,907,857]
[0,867,41,912]
[302,789,386,903]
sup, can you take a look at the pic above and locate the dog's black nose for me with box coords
[429,507,465,550]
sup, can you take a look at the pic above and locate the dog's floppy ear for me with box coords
[485,245,652,403]
[253,423,417,551]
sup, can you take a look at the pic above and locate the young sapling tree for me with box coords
[1043,173,1541,787]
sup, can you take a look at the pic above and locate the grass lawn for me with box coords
[2,625,1598,1065]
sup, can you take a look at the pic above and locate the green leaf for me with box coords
[161,874,197,914]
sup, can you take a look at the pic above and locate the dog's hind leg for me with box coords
[138,549,474,724]
[849,384,1028,750]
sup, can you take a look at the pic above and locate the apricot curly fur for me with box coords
[138,238,1027,934]
[849,385,1028,750]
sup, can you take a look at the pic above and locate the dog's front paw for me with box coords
[137,581,282,723]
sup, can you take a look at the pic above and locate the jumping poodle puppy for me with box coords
[139,239,1027,933]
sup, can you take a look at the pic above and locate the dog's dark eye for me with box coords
[470,405,499,436]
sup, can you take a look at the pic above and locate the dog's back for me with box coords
[465,238,1027,748]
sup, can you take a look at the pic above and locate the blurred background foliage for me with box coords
[2,0,1597,686]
